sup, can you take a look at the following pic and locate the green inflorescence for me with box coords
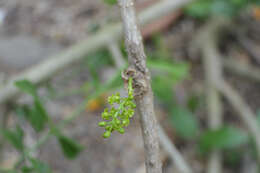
[99,78,136,138]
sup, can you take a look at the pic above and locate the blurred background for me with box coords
[0,0,260,173]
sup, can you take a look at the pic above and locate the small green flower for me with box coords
[98,121,106,127]
[99,78,136,138]
[118,128,125,134]
[103,131,111,138]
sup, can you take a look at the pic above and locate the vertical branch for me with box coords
[0,104,11,162]
[216,80,260,161]
[202,38,223,173]
[108,41,125,68]
[195,18,228,173]
[108,42,192,173]
[158,126,192,173]
[194,17,260,162]
[117,0,162,173]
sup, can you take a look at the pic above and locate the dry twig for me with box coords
[158,125,192,173]
[108,41,125,69]
[198,18,226,173]
[222,58,260,83]
[108,42,192,173]
[216,80,260,160]
[193,17,260,162]
[117,0,161,172]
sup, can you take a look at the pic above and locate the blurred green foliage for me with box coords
[150,61,189,105]
[146,34,256,161]
[185,0,260,18]
[149,34,172,60]
[147,35,190,107]
[104,0,117,5]
[0,80,84,172]
[84,49,114,88]
[57,135,83,159]
[26,158,52,173]
[15,80,37,97]
[170,107,199,139]
[1,125,24,151]
[199,127,249,153]
[2,23,260,171]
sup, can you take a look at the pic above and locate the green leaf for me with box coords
[32,99,49,131]
[185,0,251,18]
[170,107,199,139]
[57,135,83,159]
[187,95,201,112]
[104,0,117,5]
[30,158,52,173]
[211,0,235,16]
[16,99,49,132]
[199,127,249,153]
[147,60,189,81]
[104,70,123,90]
[185,0,212,18]
[15,80,37,96]
[253,0,260,5]
[149,34,171,60]
[21,166,34,173]
[152,76,174,104]
[85,49,113,87]
[1,125,24,151]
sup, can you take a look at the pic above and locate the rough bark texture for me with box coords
[118,0,162,173]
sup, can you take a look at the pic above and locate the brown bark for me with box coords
[117,0,162,173]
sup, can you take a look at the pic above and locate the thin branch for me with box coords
[222,58,260,83]
[195,18,228,173]
[158,125,192,173]
[108,42,193,173]
[194,17,260,164]
[108,41,125,68]
[237,33,260,64]
[0,104,10,162]
[203,42,223,173]
[117,0,161,172]
[0,0,192,105]
[216,80,260,161]
[197,19,260,161]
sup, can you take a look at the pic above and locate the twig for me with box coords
[241,152,257,173]
[237,34,260,64]
[108,41,125,68]
[216,80,260,161]
[194,17,260,165]
[0,0,192,105]
[117,0,161,172]
[194,18,260,161]
[222,58,260,83]
[158,125,192,173]
[194,18,228,173]
[108,42,193,173]
[202,38,223,173]
[0,105,8,162]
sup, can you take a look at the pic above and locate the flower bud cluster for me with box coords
[99,78,136,138]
